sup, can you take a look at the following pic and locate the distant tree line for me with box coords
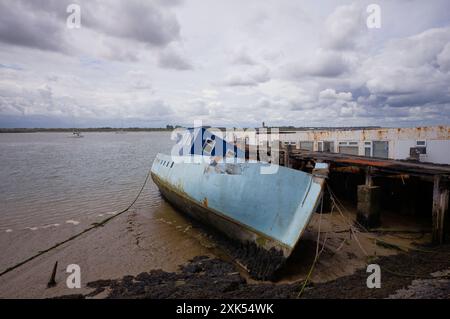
[0,125,382,133]
[0,127,174,133]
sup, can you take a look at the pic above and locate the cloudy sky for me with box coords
[0,0,450,128]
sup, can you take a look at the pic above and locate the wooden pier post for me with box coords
[432,175,449,245]
[357,167,381,229]
[47,261,58,288]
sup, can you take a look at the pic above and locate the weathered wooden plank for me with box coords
[287,150,450,178]
[432,176,449,244]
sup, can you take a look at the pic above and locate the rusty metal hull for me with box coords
[151,154,326,261]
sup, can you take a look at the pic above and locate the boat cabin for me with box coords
[176,127,245,159]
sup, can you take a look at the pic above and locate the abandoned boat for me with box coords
[151,127,328,278]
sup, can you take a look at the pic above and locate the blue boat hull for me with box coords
[151,153,326,276]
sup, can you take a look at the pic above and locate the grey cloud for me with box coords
[230,49,257,65]
[437,43,450,72]
[101,40,140,62]
[322,3,364,51]
[224,66,270,86]
[185,99,210,116]
[84,0,180,47]
[158,47,193,70]
[288,51,349,78]
[0,1,67,52]
[0,63,24,71]
[155,0,184,7]
[319,88,352,101]
[362,26,450,108]
[0,0,181,56]
[131,81,153,91]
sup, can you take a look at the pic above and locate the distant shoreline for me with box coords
[0,126,384,133]
[0,128,172,133]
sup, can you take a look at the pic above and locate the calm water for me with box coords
[0,132,220,295]
[0,132,171,229]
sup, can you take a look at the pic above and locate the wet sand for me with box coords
[2,193,448,299]
[0,198,214,298]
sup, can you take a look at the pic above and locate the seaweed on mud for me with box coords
[53,243,450,299]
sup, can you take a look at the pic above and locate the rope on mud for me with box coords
[297,193,329,298]
[327,184,450,255]
[327,185,369,256]
[328,185,450,279]
[0,170,152,278]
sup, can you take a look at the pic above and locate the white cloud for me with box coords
[158,46,193,70]
[223,66,270,87]
[288,50,351,78]
[319,88,353,101]
[322,3,364,51]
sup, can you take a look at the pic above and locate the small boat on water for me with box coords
[151,127,328,278]
[71,129,84,138]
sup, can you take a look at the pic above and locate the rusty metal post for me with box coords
[432,176,449,244]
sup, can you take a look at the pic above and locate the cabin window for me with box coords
[203,138,216,155]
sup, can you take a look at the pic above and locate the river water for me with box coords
[0,132,171,230]
[0,132,218,297]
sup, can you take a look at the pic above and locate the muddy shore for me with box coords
[3,191,449,299]
[56,241,450,299]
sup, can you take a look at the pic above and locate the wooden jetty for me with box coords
[279,145,450,245]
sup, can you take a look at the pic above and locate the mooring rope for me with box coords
[0,170,152,278]
[297,192,329,298]
[295,182,446,294]
[327,184,450,255]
